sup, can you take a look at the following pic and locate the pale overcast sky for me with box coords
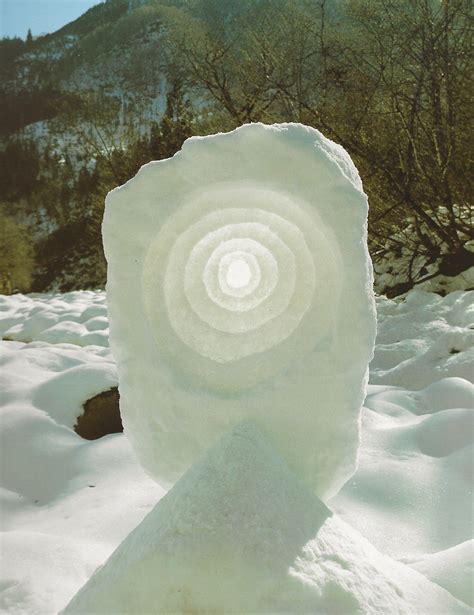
[0,0,103,39]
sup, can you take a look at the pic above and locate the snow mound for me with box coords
[0,288,473,612]
[0,337,116,431]
[332,378,473,559]
[0,291,109,347]
[417,377,474,413]
[64,422,468,614]
[0,344,163,612]
[409,541,474,607]
[371,290,474,387]
[104,122,376,499]
[414,408,473,457]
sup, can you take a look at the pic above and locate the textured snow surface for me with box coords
[64,422,468,614]
[104,122,376,499]
[1,288,473,613]
[0,291,109,348]
[372,290,474,388]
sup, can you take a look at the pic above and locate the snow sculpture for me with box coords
[64,422,469,614]
[104,123,376,499]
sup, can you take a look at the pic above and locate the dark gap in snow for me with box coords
[74,387,122,440]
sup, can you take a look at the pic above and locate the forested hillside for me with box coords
[0,0,472,295]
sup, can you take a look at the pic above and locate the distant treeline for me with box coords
[0,0,472,294]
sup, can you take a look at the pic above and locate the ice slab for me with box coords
[103,123,376,498]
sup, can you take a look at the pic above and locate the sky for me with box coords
[0,0,103,39]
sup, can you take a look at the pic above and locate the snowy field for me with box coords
[0,289,473,613]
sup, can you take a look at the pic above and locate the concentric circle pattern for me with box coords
[142,186,339,387]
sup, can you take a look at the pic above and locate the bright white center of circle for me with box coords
[226,258,252,289]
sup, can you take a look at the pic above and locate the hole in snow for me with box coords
[226,259,252,289]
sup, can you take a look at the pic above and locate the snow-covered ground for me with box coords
[0,289,473,613]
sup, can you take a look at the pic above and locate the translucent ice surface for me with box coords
[103,123,376,499]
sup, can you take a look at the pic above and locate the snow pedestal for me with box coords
[103,122,377,500]
[63,422,468,614]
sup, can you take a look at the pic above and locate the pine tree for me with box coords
[26,29,33,45]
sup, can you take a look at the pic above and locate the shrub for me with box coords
[0,213,35,294]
